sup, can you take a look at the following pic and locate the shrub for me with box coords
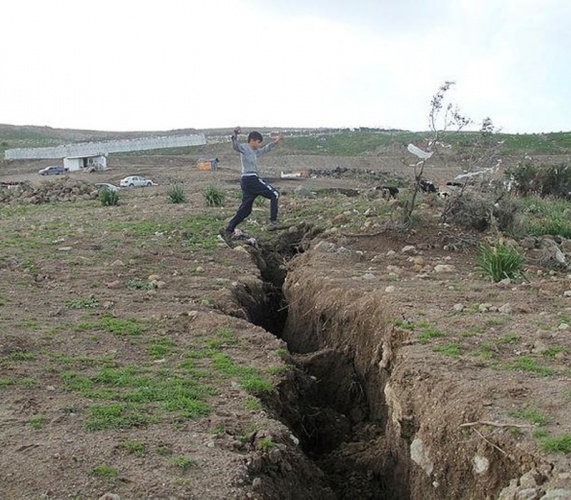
[167,184,186,204]
[99,188,119,206]
[204,185,225,207]
[505,161,539,196]
[477,241,525,282]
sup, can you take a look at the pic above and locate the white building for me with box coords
[63,154,108,172]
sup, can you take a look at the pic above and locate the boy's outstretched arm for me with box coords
[231,127,242,152]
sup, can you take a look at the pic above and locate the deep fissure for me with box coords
[232,226,407,499]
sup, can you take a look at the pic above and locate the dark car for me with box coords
[38,165,67,176]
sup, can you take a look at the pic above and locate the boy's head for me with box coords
[247,131,263,149]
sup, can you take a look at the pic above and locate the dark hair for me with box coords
[248,131,263,142]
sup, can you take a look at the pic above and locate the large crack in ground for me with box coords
[230,223,407,499]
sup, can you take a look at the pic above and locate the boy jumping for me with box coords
[220,127,283,242]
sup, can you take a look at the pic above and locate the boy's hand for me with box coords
[273,133,283,144]
[232,127,241,138]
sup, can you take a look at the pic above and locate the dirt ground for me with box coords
[1,137,571,500]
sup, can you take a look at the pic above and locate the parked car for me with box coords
[119,175,156,187]
[38,165,67,176]
[95,182,120,192]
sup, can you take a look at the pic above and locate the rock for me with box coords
[401,245,416,254]
[453,304,465,312]
[499,303,514,314]
[472,455,489,474]
[363,273,376,281]
[434,264,456,273]
[385,285,396,293]
[410,438,433,476]
[516,488,541,500]
[540,490,571,499]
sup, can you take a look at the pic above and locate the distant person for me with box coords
[220,127,284,242]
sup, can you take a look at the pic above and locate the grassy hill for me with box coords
[2,124,571,158]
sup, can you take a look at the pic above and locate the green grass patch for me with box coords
[433,343,462,357]
[505,357,556,376]
[393,319,415,330]
[5,350,37,362]
[85,403,154,431]
[543,346,565,359]
[66,297,100,309]
[244,396,262,411]
[203,328,238,350]
[91,463,120,480]
[29,417,46,430]
[171,456,196,471]
[540,434,571,453]
[122,439,146,457]
[125,279,156,290]
[418,325,446,343]
[100,315,147,336]
[508,407,548,426]
[148,337,177,359]
[496,333,520,344]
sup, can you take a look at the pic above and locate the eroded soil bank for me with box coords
[230,224,571,499]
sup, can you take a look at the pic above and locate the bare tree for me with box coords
[403,81,471,225]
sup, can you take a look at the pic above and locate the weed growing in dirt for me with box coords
[29,416,45,430]
[257,437,276,451]
[505,357,556,376]
[418,325,446,343]
[477,241,525,282]
[99,315,147,336]
[167,183,186,204]
[125,279,156,290]
[516,196,571,238]
[122,439,146,457]
[543,346,565,358]
[433,343,462,357]
[508,407,548,426]
[533,428,550,439]
[85,403,156,431]
[497,333,520,344]
[210,352,273,395]
[244,396,262,410]
[91,463,120,480]
[171,456,196,471]
[472,341,497,359]
[204,184,225,207]
[209,424,227,437]
[149,337,177,358]
[99,187,120,206]
[156,445,173,456]
[540,434,571,454]
[203,328,238,349]
[66,297,100,309]
[393,319,415,330]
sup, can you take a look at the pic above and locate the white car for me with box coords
[119,175,156,187]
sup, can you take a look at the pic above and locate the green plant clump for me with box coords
[99,188,120,206]
[204,185,225,207]
[167,183,186,204]
[477,241,525,282]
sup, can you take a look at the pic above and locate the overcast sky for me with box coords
[1,0,569,133]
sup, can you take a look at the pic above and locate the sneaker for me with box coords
[267,221,286,231]
[219,228,234,244]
